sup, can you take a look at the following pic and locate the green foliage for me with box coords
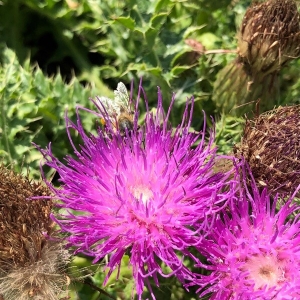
[215,115,244,154]
[0,47,101,177]
[0,0,243,180]
[0,0,240,128]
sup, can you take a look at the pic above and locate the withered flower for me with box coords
[0,165,70,300]
[238,0,300,76]
[235,105,300,196]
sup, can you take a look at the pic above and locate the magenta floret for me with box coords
[39,82,236,298]
[195,172,300,300]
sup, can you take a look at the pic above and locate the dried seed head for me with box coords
[236,105,300,196]
[0,165,70,300]
[0,243,71,300]
[237,0,300,76]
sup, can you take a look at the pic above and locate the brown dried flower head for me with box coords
[236,105,300,196]
[237,0,300,76]
[0,165,70,300]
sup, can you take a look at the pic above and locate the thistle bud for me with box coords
[236,105,300,196]
[0,166,70,300]
[237,0,300,76]
[212,59,279,115]
[213,0,300,116]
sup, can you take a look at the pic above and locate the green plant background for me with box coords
[0,0,299,299]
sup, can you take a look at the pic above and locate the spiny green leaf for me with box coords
[153,0,172,13]
[171,65,192,76]
[113,16,135,30]
[0,46,102,178]
[183,25,207,39]
[150,12,168,28]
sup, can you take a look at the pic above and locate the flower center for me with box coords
[130,184,154,205]
[244,254,285,290]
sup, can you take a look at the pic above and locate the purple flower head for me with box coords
[39,81,235,299]
[195,167,300,300]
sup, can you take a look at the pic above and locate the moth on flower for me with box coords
[96,82,135,135]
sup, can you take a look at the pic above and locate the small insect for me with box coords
[97,82,134,136]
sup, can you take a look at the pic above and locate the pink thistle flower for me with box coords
[195,170,300,300]
[39,82,235,299]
